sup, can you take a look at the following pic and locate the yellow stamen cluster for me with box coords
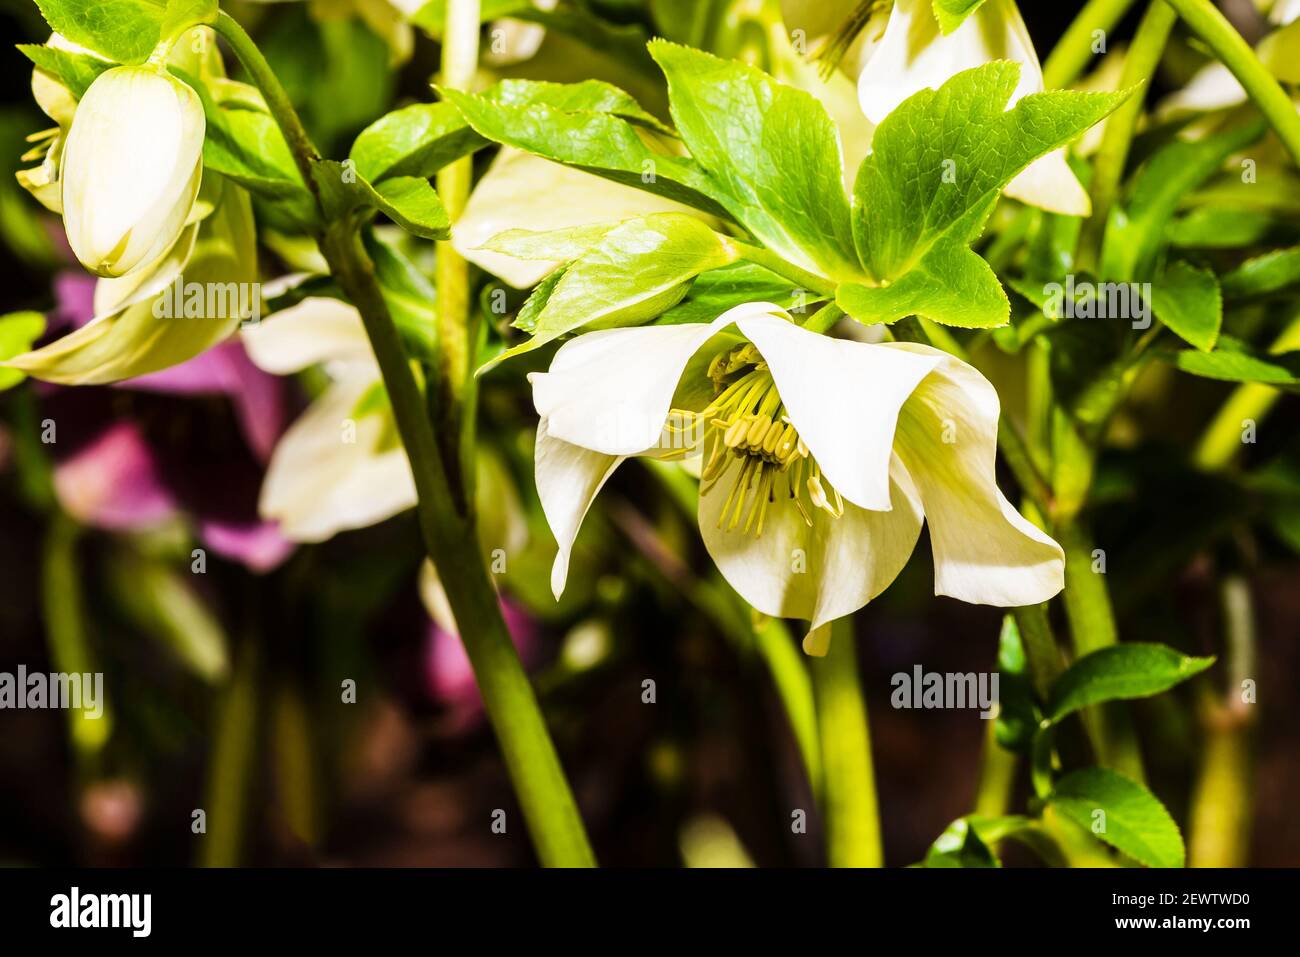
[663,343,844,536]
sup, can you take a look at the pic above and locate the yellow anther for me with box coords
[746,414,771,448]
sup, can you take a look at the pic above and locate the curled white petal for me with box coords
[241,297,378,379]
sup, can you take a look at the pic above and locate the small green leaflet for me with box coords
[922,818,999,868]
[17,44,114,98]
[1045,643,1215,724]
[1163,335,1300,387]
[1221,246,1300,299]
[349,101,486,183]
[1048,767,1185,868]
[841,62,1127,329]
[649,40,859,281]
[313,161,450,241]
[658,262,800,326]
[34,0,166,64]
[481,213,737,371]
[932,0,990,34]
[479,223,622,263]
[1148,261,1221,352]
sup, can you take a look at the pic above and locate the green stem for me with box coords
[1042,0,1141,90]
[1059,522,1146,782]
[753,616,823,802]
[213,12,319,190]
[810,617,883,867]
[973,718,1017,818]
[218,7,595,866]
[1078,0,1177,271]
[1188,575,1255,867]
[1013,603,1064,702]
[1193,313,1300,470]
[802,302,844,334]
[727,239,838,298]
[1163,0,1300,166]
[434,0,480,501]
[201,635,259,867]
[320,225,595,867]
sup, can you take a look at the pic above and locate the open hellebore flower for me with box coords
[241,296,417,542]
[61,65,205,278]
[857,0,1091,216]
[531,303,1063,653]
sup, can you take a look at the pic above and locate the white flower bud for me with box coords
[61,65,205,278]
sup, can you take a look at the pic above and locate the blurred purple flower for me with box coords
[424,600,540,727]
[45,273,295,572]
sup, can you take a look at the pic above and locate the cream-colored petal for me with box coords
[1004,150,1091,216]
[1158,62,1245,115]
[699,454,923,637]
[530,308,750,456]
[1273,0,1300,26]
[241,296,378,378]
[736,311,942,512]
[884,341,1064,605]
[534,418,624,598]
[259,377,416,542]
[454,148,709,288]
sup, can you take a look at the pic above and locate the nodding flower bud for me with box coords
[60,65,205,278]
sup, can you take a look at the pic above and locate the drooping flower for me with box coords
[855,0,1091,216]
[530,302,1063,653]
[60,64,206,277]
[241,296,418,542]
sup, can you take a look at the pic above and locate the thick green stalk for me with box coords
[1059,522,1146,782]
[972,718,1017,819]
[1013,603,1064,702]
[810,617,883,868]
[753,616,822,801]
[320,226,595,867]
[1188,575,1255,867]
[727,239,838,298]
[201,636,260,867]
[1042,0,1141,90]
[1078,1,1177,271]
[1163,0,1300,166]
[434,0,480,498]
[216,9,595,866]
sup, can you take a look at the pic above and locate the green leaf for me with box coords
[1148,260,1221,351]
[160,0,216,43]
[838,213,1009,328]
[1169,207,1278,250]
[0,312,47,391]
[648,40,859,280]
[932,0,989,34]
[488,79,674,136]
[855,62,1128,283]
[1046,643,1214,724]
[17,44,114,98]
[994,614,1038,753]
[512,265,568,336]
[441,86,728,217]
[922,818,999,868]
[484,213,737,369]
[368,177,451,239]
[1221,246,1300,299]
[349,101,486,183]
[34,0,166,64]
[1102,119,1267,281]
[1048,767,1185,868]
[1164,335,1300,386]
[658,261,799,326]
[479,223,623,263]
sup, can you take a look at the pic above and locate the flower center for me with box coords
[664,343,843,536]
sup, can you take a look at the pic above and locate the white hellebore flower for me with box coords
[242,297,417,542]
[62,65,205,278]
[531,303,1064,653]
[857,0,1091,216]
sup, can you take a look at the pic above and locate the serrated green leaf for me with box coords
[1164,335,1300,386]
[1148,261,1221,351]
[649,40,858,280]
[484,213,736,370]
[854,62,1129,283]
[34,0,165,63]
[17,44,114,98]
[932,0,990,34]
[1048,767,1185,868]
[1221,246,1300,298]
[1102,119,1267,281]
[1046,643,1215,724]
[349,101,485,183]
[441,86,729,218]
[0,312,47,391]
